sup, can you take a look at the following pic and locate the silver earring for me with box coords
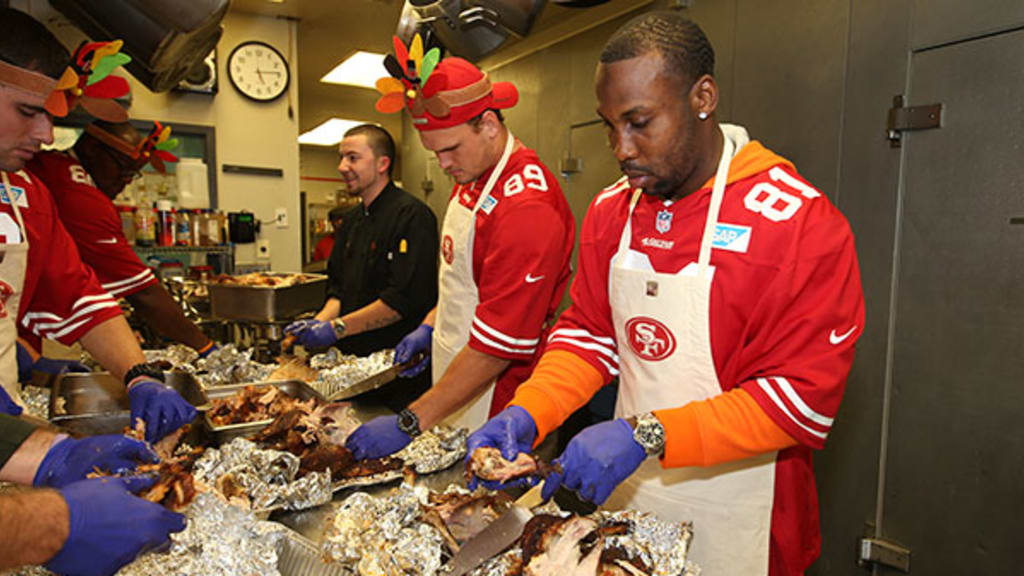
[698,112,708,120]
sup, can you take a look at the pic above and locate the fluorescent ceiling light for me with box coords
[298,118,364,146]
[320,51,386,88]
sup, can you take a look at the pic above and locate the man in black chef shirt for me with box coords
[286,124,438,408]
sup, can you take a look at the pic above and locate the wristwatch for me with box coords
[123,362,166,388]
[330,318,347,340]
[396,408,422,438]
[632,412,666,458]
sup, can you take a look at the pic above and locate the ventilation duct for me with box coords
[396,0,546,61]
[50,0,229,93]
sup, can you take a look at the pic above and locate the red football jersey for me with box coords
[28,151,158,298]
[445,144,575,410]
[0,169,121,344]
[546,141,864,574]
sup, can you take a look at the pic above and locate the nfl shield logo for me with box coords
[656,210,673,234]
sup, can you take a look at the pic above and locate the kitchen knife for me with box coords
[325,352,427,402]
[445,484,545,576]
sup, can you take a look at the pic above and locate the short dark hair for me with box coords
[344,124,396,177]
[0,8,70,79]
[600,11,714,88]
[467,108,504,131]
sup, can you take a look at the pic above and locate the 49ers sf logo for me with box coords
[0,280,14,319]
[442,235,454,265]
[625,317,676,361]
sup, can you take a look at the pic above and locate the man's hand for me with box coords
[345,415,412,460]
[465,406,538,491]
[196,342,219,359]
[48,476,186,576]
[34,435,158,488]
[17,341,89,383]
[394,324,432,377]
[541,419,646,504]
[0,385,22,416]
[128,381,197,444]
[284,319,338,348]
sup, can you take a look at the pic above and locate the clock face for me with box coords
[227,41,290,102]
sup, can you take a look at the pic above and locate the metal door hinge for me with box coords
[858,537,911,572]
[887,95,943,147]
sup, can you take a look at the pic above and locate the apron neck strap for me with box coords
[696,127,736,271]
[471,130,516,215]
[0,171,28,235]
[617,189,643,254]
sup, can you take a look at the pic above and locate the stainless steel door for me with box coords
[879,27,1024,574]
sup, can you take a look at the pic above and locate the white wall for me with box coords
[20,4,302,271]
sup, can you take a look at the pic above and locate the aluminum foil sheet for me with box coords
[313,349,394,398]
[323,484,445,576]
[144,344,200,369]
[0,566,54,576]
[396,426,468,474]
[116,491,287,576]
[193,438,332,512]
[594,510,698,576]
[19,385,50,419]
[197,344,275,388]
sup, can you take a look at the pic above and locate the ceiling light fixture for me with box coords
[298,118,365,146]
[320,51,387,88]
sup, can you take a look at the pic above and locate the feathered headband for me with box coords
[46,40,132,122]
[85,120,178,173]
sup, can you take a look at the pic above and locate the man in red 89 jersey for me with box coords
[344,48,575,461]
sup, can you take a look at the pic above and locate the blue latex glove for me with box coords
[17,341,89,383]
[128,380,197,444]
[47,476,186,576]
[540,418,646,504]
[0,385,22,416]
[197,342,220,359]
[345,415,412,460]
[465,406,538,491]
[284,319,338,348]
[394,324,432,377]
[34,435,158,488]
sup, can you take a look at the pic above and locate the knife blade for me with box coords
[326,352,426,402]
[446,484,545,576]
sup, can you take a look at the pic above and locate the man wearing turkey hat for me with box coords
[27,119,218,366]
[345,38,575,458]
[0,8,187,575]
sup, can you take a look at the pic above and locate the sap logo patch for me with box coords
[712,223,751,253]
[0,183,28,208]
[480,195,498,215]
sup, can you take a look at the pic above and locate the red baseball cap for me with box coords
[407,57,518,131]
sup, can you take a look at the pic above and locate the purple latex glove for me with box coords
[17,341,89,383]
[34,435,159,488]
[47,476,186,576]
[284,319,338,348]
[345,414,412,460]
[197,342,220,359]
[465,406,538,491]
[128,380,197,444]
[541,418,646,504]
[0,385,22,416]
[394,324,432,377]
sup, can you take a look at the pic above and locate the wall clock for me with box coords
[227,41,290,102]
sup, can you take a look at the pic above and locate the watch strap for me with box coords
[123,362,166,388]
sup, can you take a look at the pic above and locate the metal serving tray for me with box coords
[203,380,326,444]
[207,273,327,322]
[49,371,208,437]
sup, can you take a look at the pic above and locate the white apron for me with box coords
[0,171,31,407]
[604,125,777,576]
[433,132,516,430]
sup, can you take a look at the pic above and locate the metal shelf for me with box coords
[134,244,234,254]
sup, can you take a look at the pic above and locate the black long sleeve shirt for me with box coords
[327,182,439,356]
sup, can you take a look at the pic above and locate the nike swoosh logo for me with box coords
[525,273,545,284]
[96,238,118,244]
[829,326,857,345]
